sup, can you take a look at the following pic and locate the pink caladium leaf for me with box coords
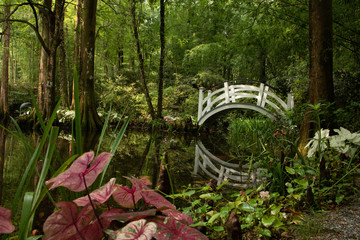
[0,206,15,234]
[112,176,151,208]
[43,202,95,240]
[153,217,208,240]
[128,177,193,225]
[112,185,140,208]
[74,178,116,206]
[108,219,157,240]
[46,152,113,192]
[102,208,157,222]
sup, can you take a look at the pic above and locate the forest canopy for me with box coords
[0,0,359,130]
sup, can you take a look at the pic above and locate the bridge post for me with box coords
[197,87,204,121]
[224,82,230,104]
[257,83,265,106]
[287,93,294,110]
[230,85,235,102]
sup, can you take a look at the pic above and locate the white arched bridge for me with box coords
[197,81,294,125]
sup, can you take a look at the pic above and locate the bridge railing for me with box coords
[194,141,264,187]
[197,82,294,123]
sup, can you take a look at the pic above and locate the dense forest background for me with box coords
[0,0,359,131]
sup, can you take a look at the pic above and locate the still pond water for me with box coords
[1,127,263,210]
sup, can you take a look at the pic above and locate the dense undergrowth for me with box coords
[1,93,360,239]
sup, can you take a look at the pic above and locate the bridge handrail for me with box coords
[197,82,294,123]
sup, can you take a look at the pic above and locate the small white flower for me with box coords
[259,191,270,199]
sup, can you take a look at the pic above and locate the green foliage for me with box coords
[169,183,295,239]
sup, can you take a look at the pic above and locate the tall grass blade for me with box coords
[31,94,45,130]
[98,115,130,187]
[18,192,34,240]
[96,104,112,156]
[73,67,82,155]
[31,127,59,216]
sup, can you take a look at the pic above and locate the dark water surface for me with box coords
[0,129,201,209]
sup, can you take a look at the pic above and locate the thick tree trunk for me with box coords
[130,0,156,120]
[299,0,334,150]
[59,15,69,108]
[0,2,11,121]
[71,0,83,109]
[43,0,65,119]
[79,0,102,130]
[157,0,165,120]
[38,0,52,115]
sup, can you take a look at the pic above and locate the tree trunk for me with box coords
[71,0,83,109]
[157,0,165,120]
[299,0,334,150]
[37,0,52,115]
[43,0,65,120]
[130,0,156,120]
[0,1,11,121]
[79,0,102,130]
[59,13,69,108]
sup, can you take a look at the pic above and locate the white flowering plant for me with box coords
[305,127,360,158]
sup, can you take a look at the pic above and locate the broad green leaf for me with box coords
[294,178,308,188]
[285,166,295,175]
[262,215,275,227]
[270,205,282,215]
[208,212,221,224]
[240,202,255,212]
[213,226,224,232]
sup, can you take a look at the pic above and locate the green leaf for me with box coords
[184,190,196,196]
[285,166,295,175]
[294,178,308,188]
[18,192,34,239]
[270,205,282,215]
[213,226,224,232]
[260,228,272,237]
[240,202,255,212]
[295,168,305,176]
[208,212,221,224]
[273,218,284,228]
[262,215,275,227]
[335,194,344,205]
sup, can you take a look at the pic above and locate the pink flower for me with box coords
[46,152,113,192]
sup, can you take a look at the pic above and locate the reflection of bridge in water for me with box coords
[194,140,264,188]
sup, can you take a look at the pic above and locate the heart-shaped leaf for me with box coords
[74,178,116,206]
[46,152,112,192]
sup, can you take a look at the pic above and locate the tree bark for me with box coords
[43,0,65,119]
[299,0,334,150]
[0,1,11,121]
[79,0,102,130]
[37,0,52,115]
[157,0,165,120]
[130,0,156,120]
[71,0,83,109]
[59,13,69,108]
